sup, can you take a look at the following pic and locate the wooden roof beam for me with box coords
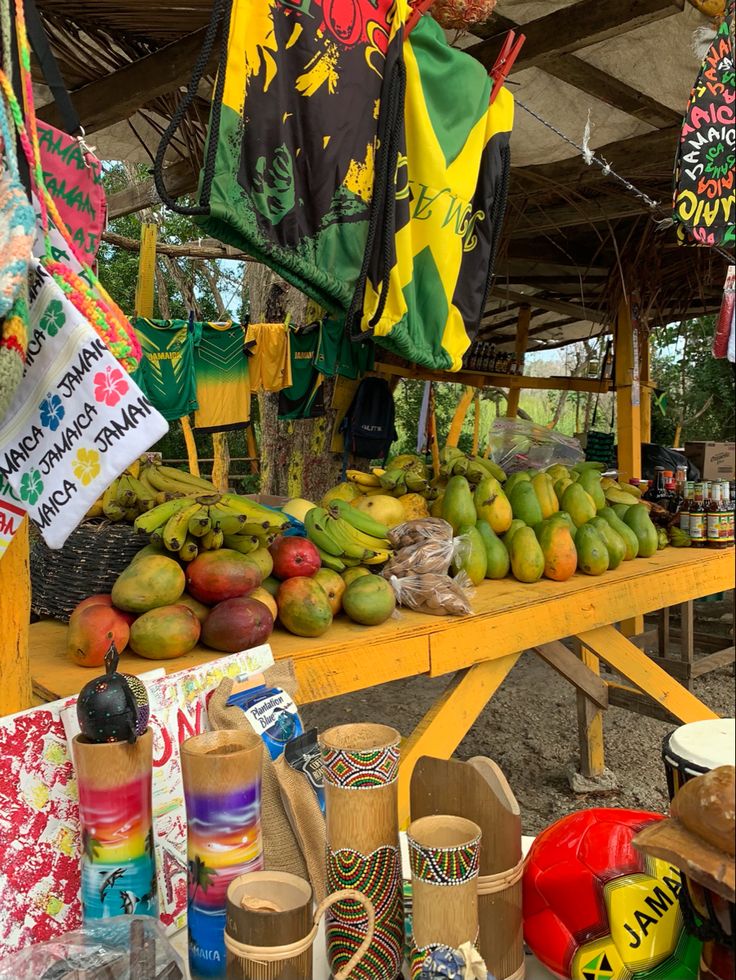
[470,0,685,72]
[507,196,647,238]
[107,158,200,218]
[487,287,608,324]
[37,27,213,134]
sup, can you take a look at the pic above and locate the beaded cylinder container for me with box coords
[408,815,483,979]
[320,723,404,980]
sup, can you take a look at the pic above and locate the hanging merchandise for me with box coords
[315,317,376,381]
[673,0,735,248]
[245,322,292,393]
[193,320,251,432]
[154,0,408,316]
[339,376,397,465]
[133,318,199,422]
[713,266,735,362]
[278,325,325,421]
[347,14,513,372]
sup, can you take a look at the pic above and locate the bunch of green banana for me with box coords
[439,447,506,485]
[304,503,392,566]
[99,470,157,522]
[378,467,430,496]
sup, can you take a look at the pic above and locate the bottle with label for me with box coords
[689,482,707,546]
[643,466,668,503]
[720,481,734,547]
[707,482,724,548]
[679,482,693,533]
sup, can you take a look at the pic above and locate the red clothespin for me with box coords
[405,0,435,37]
[489,30,525,103]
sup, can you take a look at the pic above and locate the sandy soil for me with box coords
[302,600,735,835]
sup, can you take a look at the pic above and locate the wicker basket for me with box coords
[31,520,145,622]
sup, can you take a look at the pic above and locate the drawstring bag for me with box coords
[347,14,513,372]
[154,0,408,316]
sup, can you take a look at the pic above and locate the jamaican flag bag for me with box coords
[347,14,513,372]
[156,0,407,315]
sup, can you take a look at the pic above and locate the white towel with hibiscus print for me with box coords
[0,260,168,548]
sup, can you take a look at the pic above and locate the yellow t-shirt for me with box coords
[246,323,292,392]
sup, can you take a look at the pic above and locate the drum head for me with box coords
[666,719,736,772]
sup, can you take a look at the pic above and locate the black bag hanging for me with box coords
[340,377,397,467]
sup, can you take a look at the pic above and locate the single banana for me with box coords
[201,527,226,551]
[340,554,361,567]
[472,456,506,482]
[125,473,156,510]
[305,508,344,556]
[219,493,290,529]
[138,466,160,495]
[85,499,104,519]
[134,495,197,534]
[316,548,346,572]
[329,499,389,539]
[156,465,218,493]
[324,517,368,559]
[362,549,392,565]
[332,521,391,551]
[125,458,141,480]
[102,478,120,513]
[222,534,260,554]
[346,469,382,487]
[104,501,126,522]
[188,507,212,538]
[115,474,135,507]
[179,537,199,562]
[371,467,387,478]
[404,471,430,493]
[164,502,202,552]
[150,529,165,549]
[207,504,249,535]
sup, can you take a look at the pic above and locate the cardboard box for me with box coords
[684,441,736,480]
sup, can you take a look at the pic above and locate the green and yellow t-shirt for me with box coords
[133,318,198,421]
[193,321,251,432]
[277,326,324,420]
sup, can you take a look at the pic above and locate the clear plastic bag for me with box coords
[389,572,473,616]
[488,418,584,473]
[0,916,185,980]
[388,517,454,550]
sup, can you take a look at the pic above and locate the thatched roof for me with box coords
[34,0,731,351]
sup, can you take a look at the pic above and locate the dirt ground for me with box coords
[302,597,735,835]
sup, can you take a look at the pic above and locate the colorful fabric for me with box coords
[416,943,489,980]
[674,1,735,247]
[0,261,168,549]
[316,317,375,380]
[246,322,292,392]
[193,320,250,432]
[133,318,198,421]
[277,327,324,420]
[349,14,513,371]
[195,0,408,314]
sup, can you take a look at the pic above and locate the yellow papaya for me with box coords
[474,475,513,534]
[532,472,560,519]
[538,519,577,582]
[508,526,545,583]
[503,519,526,552]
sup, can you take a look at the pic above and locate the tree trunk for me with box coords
[247,264,344,500]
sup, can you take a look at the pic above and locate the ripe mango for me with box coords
[590,516,626,570]
[474,475,513,534]
[112,555,185,614]
[510,481,544,527]
[476,520,510,579]
[598,506,639,560]
[342,575,396,626]
[508,526,545,583]
[624,504,659,558]
[442,475,477,534]
[129,603,201,659]
[454,524,488,585]
[575,525,610,576]
[577,469,606,510]
[532,472,560,519]
[278,576,333,636]
[561,483,597,528]
[537,519,577,582]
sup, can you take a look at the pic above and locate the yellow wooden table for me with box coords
[29,548,734,824]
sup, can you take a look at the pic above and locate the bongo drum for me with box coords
[662,719,735,799]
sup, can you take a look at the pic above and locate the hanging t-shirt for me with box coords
[315,317,375,381]
[246,322,292,392]
[133,318,198,421]
[277,327,324,421]
[193,321,250,432]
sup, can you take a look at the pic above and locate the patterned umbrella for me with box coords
[673,1,735,248]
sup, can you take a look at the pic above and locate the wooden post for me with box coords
[506,304,531,419]
[614,296,642,484]
[246,426,259,475]
[211,432,230,491]
[574,639,606,779]
[428,385,441,478]
[640,328,652,444]
[446,386,475,448]
[0,517,32,715]
[134,223,157,319]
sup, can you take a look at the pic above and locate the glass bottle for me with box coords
[679,482,693,533]
[707,481,724,548]
[720,482,734,547]
[689,482,707,547]
[643,467,668,503]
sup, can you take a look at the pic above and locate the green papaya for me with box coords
[575,524,610,576]
[554,478,574,504]
[503,519,526,551]
[546,464,570,482]
[509,481,544,527]
[476,520,510,580]
[578,469,606,511]
[442,475,476,534]
[598,506,639,560]
[612,503,631,521]
[624,504,659,558]
[561,482,597,527]
[508,526,545,583]
[503,471,531,496]
[454,524,488,584]
[590,516,626,570]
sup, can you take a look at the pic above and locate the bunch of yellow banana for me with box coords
[87,465,158,522]
[304,501,392,569]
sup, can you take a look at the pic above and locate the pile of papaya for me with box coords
[435,451,667,586]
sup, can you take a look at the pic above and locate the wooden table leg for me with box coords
[0,517,32,716]
[574,640,606,779]
[657,607,670,658]
[680,600,694,690]
[397,653,520,827]
[576,625,719,722]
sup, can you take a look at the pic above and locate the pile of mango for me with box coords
[437,456,667,586]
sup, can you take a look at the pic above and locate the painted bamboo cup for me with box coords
[320,723,404,980]
[72,728,157,922]
[224,871,376,980]
[182,729,264,980]
[408,815,483,978]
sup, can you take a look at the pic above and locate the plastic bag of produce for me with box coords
[388,517,454,549]
[389,571,473,616]
[488,418,584,473]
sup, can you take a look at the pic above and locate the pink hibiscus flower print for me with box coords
[94,366,129,407]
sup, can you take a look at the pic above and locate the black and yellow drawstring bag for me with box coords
[155,0,408,315]
[347,14,514,372]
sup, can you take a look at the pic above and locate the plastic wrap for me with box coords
[488,418,584,472]
[388,517,454,550]
[389,572,474,616]
[0,917,185,979]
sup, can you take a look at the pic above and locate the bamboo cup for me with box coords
[320,723,403,980]
[181,729,264,980]
[408,815,482,972]
[73,729,157,923]
[224,872,376,980]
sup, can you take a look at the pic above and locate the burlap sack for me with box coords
[273,752,327,903]
[208,665,308,881]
